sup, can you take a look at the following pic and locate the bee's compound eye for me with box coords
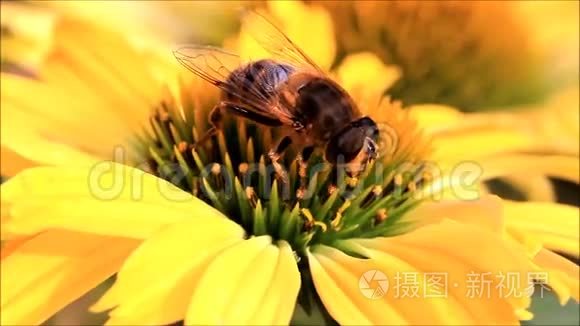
[325,117,380,165]
[325,126,366,164]
[359,117,379,140]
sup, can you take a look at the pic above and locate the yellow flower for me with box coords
[1,2,578,325]
[315,0,579,111]
[2,0,243,51]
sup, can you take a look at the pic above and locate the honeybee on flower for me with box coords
[0,1,577,326]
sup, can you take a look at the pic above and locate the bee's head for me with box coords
[325,117,379,172]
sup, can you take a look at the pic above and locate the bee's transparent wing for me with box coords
[173,45,293,124]
[242,10,325,73]
[173,45,242,88]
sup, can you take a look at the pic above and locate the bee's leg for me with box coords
[268,136,292,183]
[343,168,363,200]
[194,103,224,147]
[196,101,282,148]
[296,146,315,199]
[327,165,339,195]
[222,103,283,127]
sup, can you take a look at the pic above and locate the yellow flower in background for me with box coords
[315,0,579,111]
[0,3,53,72]
[514,1,579,87]
[235,0,337,70]
[1,1,578,325]
[3,0,244,51]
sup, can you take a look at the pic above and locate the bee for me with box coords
[174,11,379,186]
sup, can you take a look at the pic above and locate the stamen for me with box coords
[347,176,359,188]
[298,156,308,178]
[313,221,328,232]
[191,179,200,197]
[408,181,417,192]
[331,212,343,229]
[239,162,249,175]
[331,201,350,230]
[328,184,338,195]
[177,141,189,153]
[375,208,388,225]
[211,163,221,175]
[301,208,316,231]
[238,162,250,188]
[158,109,170,122]
[394,173,404,186]
[211,163,224,190]
[361,185,383,208]
[296,188,306,200]
[245,186,258,208]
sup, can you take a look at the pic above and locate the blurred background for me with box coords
[1,0,578,325]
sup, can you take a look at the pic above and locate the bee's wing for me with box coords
[173,45,240,88]
[242,10,326,73]
[174,45,289,123]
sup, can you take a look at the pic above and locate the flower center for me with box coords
[134,83,429,255]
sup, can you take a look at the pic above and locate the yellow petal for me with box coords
[406,195,503,231]
[1,126,99,170]
[336,52,400,111]
[408,104,464,134]
[471,87,579,156]
[1,95,103,168]
[0,72,131,162]
[1,163,225,239]
[221,240,289,325]
[38,0,242,46]
[186,236,301,325]
[312,243,475,325]
[0,146,37,177]
[237,1,336,70]
[432,127,536,162]
[418,86,579,157]
[418,164,486,202]
[506,228,544,259]
[541,87,579,155]
[0,235,33,259]
[307,247,375,325]
[1,13,170,167]
[247,241,301,325]
[1,230,138,325]
[354,220,534,324]
[50,17,161,121]
[533,249,579,303]
[0,2,53,69]
[365,246,474,325]
[479,154,579,184]
[267,1,336,70]
[503,201,580,256]
[96,218,245,325]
